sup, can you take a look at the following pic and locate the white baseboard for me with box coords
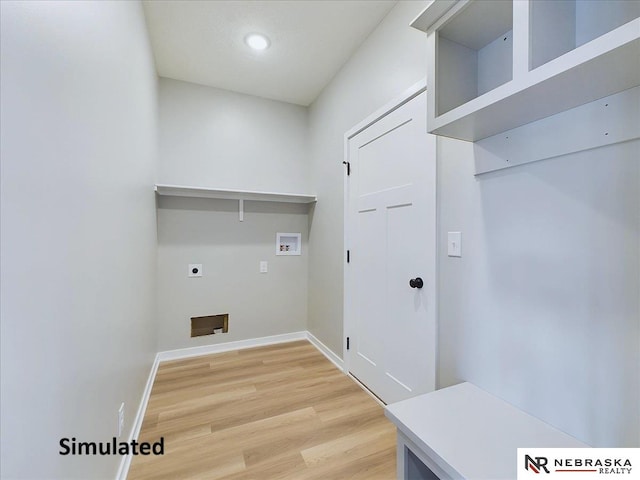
[306,331,344,371]
[114,330,343,479]
[116,351,160,480]
[156,331,308,362]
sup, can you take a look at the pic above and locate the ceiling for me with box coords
[142,1,397,106]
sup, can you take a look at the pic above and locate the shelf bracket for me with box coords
[239,199,244,222]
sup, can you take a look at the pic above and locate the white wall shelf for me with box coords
[412,0,640,141]
[154,184,317,204]
[155,184,316,222]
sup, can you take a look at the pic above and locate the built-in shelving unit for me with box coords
[154,184,317,204]
[412,0,640,141]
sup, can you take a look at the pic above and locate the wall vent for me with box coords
[190,314,229,337]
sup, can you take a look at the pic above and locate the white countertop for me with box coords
[385,382,588,479]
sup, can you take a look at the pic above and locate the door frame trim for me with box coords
[343,78,436,377]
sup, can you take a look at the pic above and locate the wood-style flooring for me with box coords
[128,340,396,479]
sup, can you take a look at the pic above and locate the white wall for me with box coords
[438,137,640,447]
[156,196,309,351]
[158,77,310,193]
[0,2,158,478]
[156,78,311,352]
[307,0,429,354]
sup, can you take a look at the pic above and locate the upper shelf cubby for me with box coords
[436,0,513,115]
[530,0,640,69]
[411,0,640,141]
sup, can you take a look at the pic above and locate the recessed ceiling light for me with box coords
[244,33,270,51]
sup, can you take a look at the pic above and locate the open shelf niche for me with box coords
[436,0,513,115]
[530,0,640,69]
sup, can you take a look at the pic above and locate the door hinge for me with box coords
[347,250,350,263]
[342,161,350,176]
[346,337,350,350]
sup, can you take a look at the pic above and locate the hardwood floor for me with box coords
[128,340,397,479]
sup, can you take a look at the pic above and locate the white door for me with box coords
[345,90,436,404]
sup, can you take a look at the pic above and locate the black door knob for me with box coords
[409,277,424,289]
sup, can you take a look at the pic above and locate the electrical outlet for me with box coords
[188,264,203,277]
[260,261,268,273]
[118,403,125,438]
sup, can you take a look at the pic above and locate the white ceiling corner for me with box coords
[142,0,397,106]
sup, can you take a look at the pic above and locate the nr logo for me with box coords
[525,455,550,474]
